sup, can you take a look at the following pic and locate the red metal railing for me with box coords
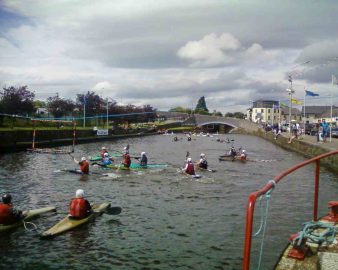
[242,150,338,270]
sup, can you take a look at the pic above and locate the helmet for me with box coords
[124,146,127,150]
[187,157,192,162]
[242,150,246,153]
[141,152,146,156]
[2,193,12,204]
[102,146,106,150]
[81,157,86,161]
[200,153,205,158]
[104,153,109,157]
[75,189,84,198]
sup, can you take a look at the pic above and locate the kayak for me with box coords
[0,206,56,232]
[89,154,123,161]
[54,169,117,177]
[95,163,167,170]
[41,202,110,238]
[195,167,217,172]
[219,155,246,162]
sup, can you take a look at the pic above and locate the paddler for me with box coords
[139,152,148,167]
[69,189,92,219]
[122,147,131,168]
[183,157,195,175]
[0,193,24,225]
[240,149,247,161]
[101,146,109,158]
[197,153,208,169]
[229,146,237,158]
[73,156,90,174]
[102,152,114,165]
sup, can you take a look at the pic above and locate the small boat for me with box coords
[89,153,124,161]
[0,206,56,232]
[54,169,116,176]
[41,203,111,238]
[218,155,246,162]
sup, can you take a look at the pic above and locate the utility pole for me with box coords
[287,75,295,136]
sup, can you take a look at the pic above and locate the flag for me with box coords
[280,102,287,107]
[83,95,87,105]
[333,75,338,85]
[305,90,319,97]
[291,97,303,105]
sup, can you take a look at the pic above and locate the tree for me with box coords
[233,112,245,119]
[195,96,209,113]
[33,100,47,108]
[47,94,75,118]
[0,85,35,115]
[76,91,105,116]
[169,106,192,114]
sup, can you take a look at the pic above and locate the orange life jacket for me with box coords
[0,203,17,225]
[69,198,90,219]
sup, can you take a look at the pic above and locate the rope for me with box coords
[23,221,38,231]
[254,180,276,270]
[291,221,338,247]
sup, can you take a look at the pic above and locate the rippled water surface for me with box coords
[0,134,337,270]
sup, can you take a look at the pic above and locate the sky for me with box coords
[0,0,338,113]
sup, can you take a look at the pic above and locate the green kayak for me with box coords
[41,202,110,238]
[0,206,56,232]
[95,163,167,170]
[89,153,124,161]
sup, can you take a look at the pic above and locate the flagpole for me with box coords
[330,75,334,142]
[83,95,86,128]
[303,87,306,135]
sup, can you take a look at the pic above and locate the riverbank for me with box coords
[249,128,338,173]
[0,128,157,153]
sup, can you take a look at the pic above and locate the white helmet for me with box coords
[141,152,146,156]
[242,150,246,153]
[124,146,127,150]
[187,157,192,162]
[75,189,84,198]
[102,146,106,150]
[81,157,86,161]
[104,153,109,157]
[200,153,205,158]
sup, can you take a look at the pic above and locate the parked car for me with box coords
[280,123,289,132]
[331,127,338,138]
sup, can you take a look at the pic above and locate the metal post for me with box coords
[313,160,320,221]
[106,99,109,130]
[83,96,86,128]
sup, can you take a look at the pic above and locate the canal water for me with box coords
[0,134,337,270]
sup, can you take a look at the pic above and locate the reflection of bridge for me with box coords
[183,115,259,133]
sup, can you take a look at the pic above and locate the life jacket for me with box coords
[69,198,90,219]
[123,154,131,168]
[0,203,17,225]
[185,163,195,175]
[140,156,148,166]
[199,159,208,169]
[79,160,89,174]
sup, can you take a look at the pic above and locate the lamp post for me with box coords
[286,75,295,136]
[106,98,109,130]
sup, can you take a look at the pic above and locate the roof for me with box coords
[301,106,338,115]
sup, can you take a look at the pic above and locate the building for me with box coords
[249,100,280,124]
[301,106,338,124]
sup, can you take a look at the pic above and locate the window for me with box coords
[261,109,264,113]
[268,109,270,113]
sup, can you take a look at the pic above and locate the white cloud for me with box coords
[177,33,241,67]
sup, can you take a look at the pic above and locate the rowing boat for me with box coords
[218,155,246,162]
[41,203,111,238]
[0,206,56,232]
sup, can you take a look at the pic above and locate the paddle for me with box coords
[104,206,122,215]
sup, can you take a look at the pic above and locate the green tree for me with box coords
[233,112,245,119]
[195,96,209,113]
[47,94,75,118]
[169,106,192,114]
[33,100,47,108]
[0,85,35,115]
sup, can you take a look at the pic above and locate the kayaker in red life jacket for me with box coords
[183,157,195,175]
[73,156,90,174]
[122,148,131,168]
[69,189,92,219]
[240,149,247,161]
[101,146,109,158]
[0,193,23,225]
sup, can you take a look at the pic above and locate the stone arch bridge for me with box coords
[182,114,259,133]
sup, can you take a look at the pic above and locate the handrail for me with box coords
[243,149,338,270]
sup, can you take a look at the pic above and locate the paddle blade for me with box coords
[105,206,122,215]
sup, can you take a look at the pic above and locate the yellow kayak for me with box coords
[0,206,56,232]
[41,202,110,238]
